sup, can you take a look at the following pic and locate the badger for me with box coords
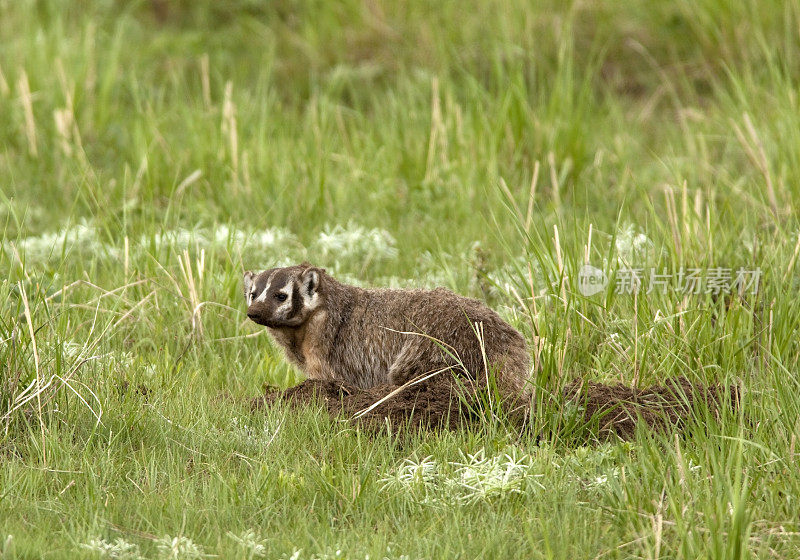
[243,263,531,397]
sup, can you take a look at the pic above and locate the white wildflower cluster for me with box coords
[154,535,206,559]
[144,225,299,259]
[230,417,281,447]
[80,536,142,559]
[379,456,443,505]
[445,449,543,503]
[313,223,398,263]
[60,341,86,363]
[279,549,353,560]
[7,222,301,267]
[6,219,119,262]
[381,456,439,491]
[380,449,543,505]
[284,550,416,560]
[615,224,653,265]
[60,342,135,373]
[582,468,621,491]
[144,223,399,267]
[145,228,199,251]
[7,220,402,273]
[227,529,268,558]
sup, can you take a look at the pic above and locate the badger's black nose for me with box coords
[247,310,258,320]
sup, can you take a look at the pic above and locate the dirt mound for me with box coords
[563,378,739,439]
[253,375,738,439]
[253,376,477,431]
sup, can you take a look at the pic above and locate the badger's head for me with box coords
[243,263,325,328]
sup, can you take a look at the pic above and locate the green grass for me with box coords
[2,0,800,557]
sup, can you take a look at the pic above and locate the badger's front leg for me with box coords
[298,311,337,382]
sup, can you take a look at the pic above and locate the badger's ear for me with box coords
[243,271,255,299]
[300,266,324,296]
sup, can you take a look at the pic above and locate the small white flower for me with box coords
[230,417,282,447]
[581,467,621,492]
[142,225,301,265]
[448,449,541,504]
[615,224,653,265]
[250,227,298,250]
[80,536,142,559]
[61,341,85,362]
[145,228,203,250]
[155,535,205,559]
[381,449,543,506]
[142,363,158,379]
[211,224,245,246]
[313,223,398,262]
[379,456,438,490]
[8,219,118,262]
[60,342,134,371]
[227,529,267,557]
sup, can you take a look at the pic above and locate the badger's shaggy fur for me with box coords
[243,263,531,397]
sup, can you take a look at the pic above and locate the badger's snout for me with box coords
[246,304,267,324]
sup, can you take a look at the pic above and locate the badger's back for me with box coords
[326,285,530,394]
[399,288,530,394]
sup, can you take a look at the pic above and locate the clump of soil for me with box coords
[252,374,738,439]
[252,376,480,431]
[562,378,740,439]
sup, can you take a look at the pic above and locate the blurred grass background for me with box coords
[2,0,800,558]
[3,0,798,248]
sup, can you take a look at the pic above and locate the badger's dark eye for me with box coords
[274,293,288,302]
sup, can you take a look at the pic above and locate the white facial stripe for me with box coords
[276,282,293,313]
[255,279,271,303]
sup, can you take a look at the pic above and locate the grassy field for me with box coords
[2,0,800,557]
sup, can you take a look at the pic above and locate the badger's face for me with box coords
[243,264,324,328]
